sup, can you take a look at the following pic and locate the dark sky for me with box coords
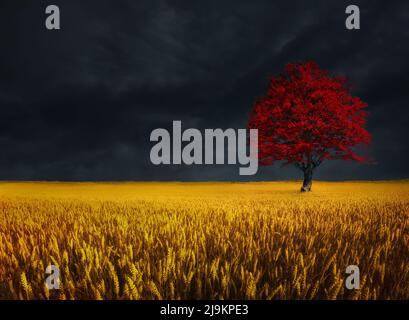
[0,0,408,181]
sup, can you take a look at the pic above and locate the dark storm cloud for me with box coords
[0,0,408,181]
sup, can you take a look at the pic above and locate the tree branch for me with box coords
[312,158,322,169]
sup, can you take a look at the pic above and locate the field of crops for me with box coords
[0,181,408,300]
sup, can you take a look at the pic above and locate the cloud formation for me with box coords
[0,0,408,180]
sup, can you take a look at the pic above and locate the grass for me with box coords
[0,181,408,299]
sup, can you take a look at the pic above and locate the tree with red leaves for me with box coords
[248,61,370,192]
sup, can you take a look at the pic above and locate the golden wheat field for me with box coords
[0,181,408,300]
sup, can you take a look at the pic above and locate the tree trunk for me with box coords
[301,166,313,192]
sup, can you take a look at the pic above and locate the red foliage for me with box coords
[247,61,370,171]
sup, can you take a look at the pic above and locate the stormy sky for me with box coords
[0,0,408,181]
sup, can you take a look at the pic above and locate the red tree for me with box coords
[247,61,370,192]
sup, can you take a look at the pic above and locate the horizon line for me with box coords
[0,179,408,184]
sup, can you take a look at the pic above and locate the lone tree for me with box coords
[248,61,370,192]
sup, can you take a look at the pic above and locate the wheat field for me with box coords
[0,181,408,300]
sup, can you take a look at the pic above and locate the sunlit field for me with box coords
[0,181,408,300]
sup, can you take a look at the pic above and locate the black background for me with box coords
[1,0,408,181]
